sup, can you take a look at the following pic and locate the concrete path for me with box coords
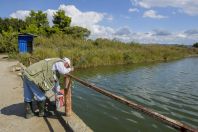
[0,55,66,132]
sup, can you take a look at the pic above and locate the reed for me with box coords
[18,34,198,68]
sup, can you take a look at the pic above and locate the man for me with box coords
[23,57,74,119]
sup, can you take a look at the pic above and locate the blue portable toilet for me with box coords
[18,33,37,53]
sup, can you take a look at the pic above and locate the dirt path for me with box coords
[0,55,66,132]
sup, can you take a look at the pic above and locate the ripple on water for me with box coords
[152,124,158,129]
[76,96,86,101]
[168,105,198,118]
[120,109,131,114]
[131,111,145,119]
[126,118,138,124]
[110,115,119,121]
[73,57,198,132]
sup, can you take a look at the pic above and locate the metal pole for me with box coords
[64,75,72,116]
[68,74,198,132]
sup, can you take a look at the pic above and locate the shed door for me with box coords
[19,40,27,53]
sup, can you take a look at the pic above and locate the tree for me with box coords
[24,10,49,35]
[44,26,62,36]
[24,24,39,34]
[63,26,90,39]
[193,42,198,48]
[25,10,49,28]
[0,17,27,33]
[0,30,17,53]
[0,18,2,33]
[53,10,71,29]
[1,18,10,32]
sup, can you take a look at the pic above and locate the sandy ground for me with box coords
[0,55,66,132]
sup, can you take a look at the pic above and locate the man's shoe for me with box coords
[37,100,45,117]
[24,102,34,119]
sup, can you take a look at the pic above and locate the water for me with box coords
[71,57,198,132]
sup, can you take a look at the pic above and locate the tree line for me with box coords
[0,10,90,38]
[0,10,90,53]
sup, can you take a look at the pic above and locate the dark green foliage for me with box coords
[0,31,17,53]
[63,26,90,39]
[0,18,27,33]
[193,42,198,48]
[25,10,49,28]
[53,10,71,29]
[23,10,49,35]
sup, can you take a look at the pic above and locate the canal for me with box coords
[72,57,198,132]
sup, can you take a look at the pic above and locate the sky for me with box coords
[0,0,198,45]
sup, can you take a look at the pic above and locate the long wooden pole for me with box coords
[68,74,198,132]
[64,76,72,116]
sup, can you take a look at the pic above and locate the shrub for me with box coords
[193,42,198,48]
[17,35,198,68]
[0,31,18,53]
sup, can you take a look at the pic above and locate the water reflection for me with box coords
[72,57,198,132]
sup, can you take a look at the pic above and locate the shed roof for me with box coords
[18,33,37,37]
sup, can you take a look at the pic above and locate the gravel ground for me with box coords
[0,55,65,132]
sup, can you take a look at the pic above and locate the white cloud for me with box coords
[9,4,198,44]
[9,10,30,20]
[143,10,167,19]
[184,29,198,35]
[152,29,171,36]
[115,27,131,35]
[128,32,175,44]
[44,9,56,26]
[176,33,186,38]
[128,8,139,13]
[90,25,115,39]
[113,27,198,44]
[59,5,104,27]
[9,5,114,38]
[130,0,198,16]
[58,5,115,38]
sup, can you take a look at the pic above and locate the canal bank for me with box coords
[0,55,92,132]
[1,54,197,132]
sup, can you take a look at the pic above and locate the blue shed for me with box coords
[18,33,37,53]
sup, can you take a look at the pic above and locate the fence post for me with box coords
[64,75,72,116]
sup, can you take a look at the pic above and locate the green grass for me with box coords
[17,34,198,67]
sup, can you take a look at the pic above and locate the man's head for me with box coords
[62,57,71,68]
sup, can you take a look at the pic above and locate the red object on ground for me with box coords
[55,89,65,109]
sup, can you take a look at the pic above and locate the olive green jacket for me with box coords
[23,58,62,91]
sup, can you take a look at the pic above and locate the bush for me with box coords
[193,42,198,48]
[0,31,18,53]
[17,35,198,68]
[17,53,31,66]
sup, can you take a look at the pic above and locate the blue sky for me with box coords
[0,0,198,44]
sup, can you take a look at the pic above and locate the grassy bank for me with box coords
[17,34,198,67]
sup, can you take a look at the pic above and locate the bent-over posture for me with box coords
[23,57,73,118]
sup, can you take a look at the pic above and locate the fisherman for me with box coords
[22,57,74,119]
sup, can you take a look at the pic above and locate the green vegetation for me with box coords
[0,10,198,68]
[18,35,198,68]
[193,42,198,48]
[0,10,90,53]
